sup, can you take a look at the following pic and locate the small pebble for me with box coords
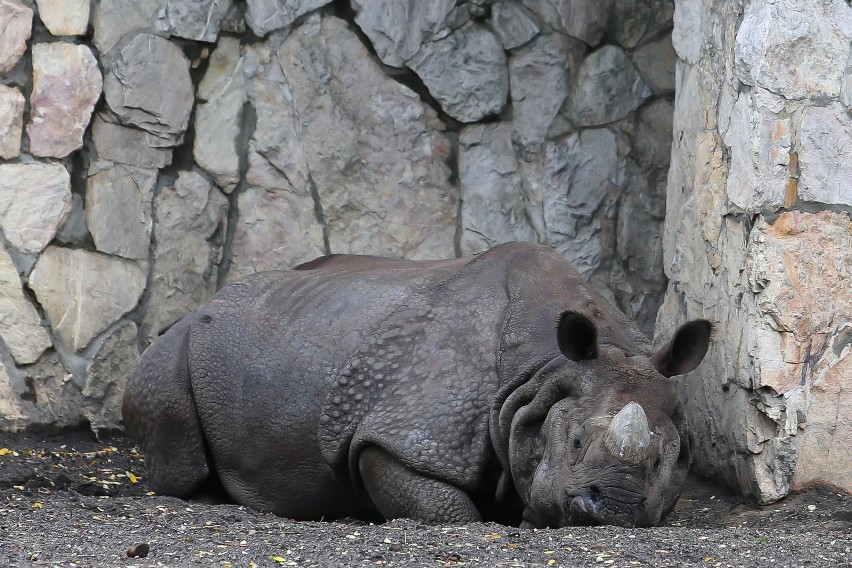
[126,543,150,558]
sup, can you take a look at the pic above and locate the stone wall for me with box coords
[662,0,852,500]
[0,1,674,435]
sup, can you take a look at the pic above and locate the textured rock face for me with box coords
[28,42,103,159]
[34,0,90,36]
[0,0,32,73]
[0,244,52,365]
[0,85,24,159]
[663,0,852,499]
[142,171,228,340]
[85,165,157,260]
[0,163,72,254]
[28,247,147,352]
[103,33,194,148]
[83,321,140,436]
[245,0,332,36]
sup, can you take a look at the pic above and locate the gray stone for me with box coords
[631,34,676,94]
[142,170,228,340]
[610,0,674,49]
[34,0,90,36]
[245,0,333,36]
[249,15,457,259]
[508,33,584,147]
[0,84,24,159]
[798,103,852,206]
[83,321,140,435]
[91,114,174,169]
[541,128,622,277]
[408,22,508,123]
[489,0,539,50]
[351,0,457,67]
[92,0,165,54]
[86,165,156,260]
[55,193,90,247]
[103,32,194,148]
[735,0,852,100]
[723,89,791,213]
[3,354,84,431]
[0,244,52,365]
[194,37,245,192]
[633,98,674,170]
[671,0,701,64]
[28,246,147,352]
[0,0,32,72]
[459,123,537,255]
[165,0,234,41]
[28,42,103,159]
[521,0,608,46]
[0,163,72,254]
[228,151,325,282]
[568,45,651,126]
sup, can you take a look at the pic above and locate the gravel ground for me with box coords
[0,431,850,567]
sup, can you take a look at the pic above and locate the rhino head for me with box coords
[495,312,712,528]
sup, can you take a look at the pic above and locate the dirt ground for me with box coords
[0,430,849,567]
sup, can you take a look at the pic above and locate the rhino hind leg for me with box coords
[358,446,482,524]
[122,316,218,500]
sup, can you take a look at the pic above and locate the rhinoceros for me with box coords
[122,242,712,528]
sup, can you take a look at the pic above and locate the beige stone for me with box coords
[28,42,103,158]
[35,0,90,35]
[0,0,32,72]
[0,163,72,254]
[84,321,140,435]
[28,247,147,352]
[0,84,24,159]
[0,244,52,365]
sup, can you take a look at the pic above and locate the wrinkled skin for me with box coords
[123,242,712,528]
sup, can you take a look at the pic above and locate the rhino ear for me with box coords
[653,320,713,377]
[557,311,598,361]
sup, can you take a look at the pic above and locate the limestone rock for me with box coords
[633,98,674,170]
[28,42,102,159]
[83,321,140,435]
[610,0,674,49]
[0,0,32,72]
[541,128,622,277]
[86,165,156,260]
[91,114,173,169]
[723,89,791,213]
[35,0,90,36]
[28,247,147,352]
[55,193,90,247]
[103,32,194,148]
[194,37,245,192]
[228,151,325,282]
[351,0,457,67]
[508,33,583,147]
[0,355,26,431]
[245,0,332,36]
[408,22,508,123]
[0,163,72,254]
[0,244,52,365]
[459,123,537,255]
[671,0,701,64]
[8,354,84,431]
[568,45,651,126]
[490,0,540,50]
[735,0,852,100]
[521,0,608,46]
[142,170,228,340]
[0,84,24,159]
[631,34,676,94]
[798,103,852,206]
[165,0,234,41]
[247,15,457,259]
[92,0,165,54]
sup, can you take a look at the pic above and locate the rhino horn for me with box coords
[603,401,650,464]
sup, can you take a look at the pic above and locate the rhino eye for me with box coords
[572,437,582,450]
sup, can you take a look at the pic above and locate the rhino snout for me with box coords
[566,485,649,527]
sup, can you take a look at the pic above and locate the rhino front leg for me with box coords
[358,446,482,524]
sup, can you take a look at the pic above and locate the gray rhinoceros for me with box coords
[122,242,712,528]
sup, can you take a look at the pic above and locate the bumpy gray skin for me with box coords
[123,242,712,528]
